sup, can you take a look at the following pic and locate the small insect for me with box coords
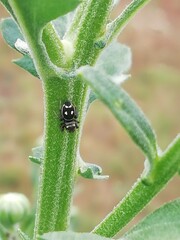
[60,101,79,132]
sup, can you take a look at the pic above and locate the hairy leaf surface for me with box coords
[78,67,157,163]
[122,199,180,240]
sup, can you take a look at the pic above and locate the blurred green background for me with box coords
[0,0,180,236]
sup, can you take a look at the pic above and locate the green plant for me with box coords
[0,0,180,240]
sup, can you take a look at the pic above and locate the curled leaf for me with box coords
[15,38,30,55]
[29,146,43,165]
[78,156,109,180]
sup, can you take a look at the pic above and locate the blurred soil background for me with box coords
[0,0,180,237]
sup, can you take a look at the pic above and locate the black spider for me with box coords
[60,101,79,132]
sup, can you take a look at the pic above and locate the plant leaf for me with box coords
[0,18,38,77]
[78,156,109,180]
[89,91,97,104]
[9,0,81,37]
[121,199,180,240]
[14,38,30,55]
[13,56,39,78]
[52,11,75,39]
[78,68,157,164]
[29,146,43,165]
[95,42,131,83]
[87,42,131,107]
[0,17,24,51]
[39,231,113,240]
[32,146,43,159]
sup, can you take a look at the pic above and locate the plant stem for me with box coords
[33,76,89,238]
[42,23,65,67]
[102,0,151,44]
[8,1,116,239]
[65,0,90,41]
[6,3,89,238]
[71,0,113,68]
[92,135,180,238]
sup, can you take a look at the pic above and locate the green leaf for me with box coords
[39,231,113,240]
[78,156,109,180]
[13,56,39,78]
[52,11,75,39]
[87,42,131,108]
[0,17,24,51]
[29,146,43,165]
[89,91,97,105]
[95,42,131,83]
[29,156,41,165]
[78,68,157,164]
[121,199,180,240]
[9,0,81,37]
[32,146,43,159]
[0,18,38,77]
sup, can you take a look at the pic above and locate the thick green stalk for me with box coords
[92,135,180,238]
[65,0,91,40]
[42,23,66,68]
[7,0,114,238]
[71,0,113,68]
[7,2,89,238]
[5,0,158,239]
[34,77,88,237]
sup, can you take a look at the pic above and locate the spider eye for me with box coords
[64,111,68,115]
[71,111,74,115]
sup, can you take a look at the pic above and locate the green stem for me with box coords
[4,0,156,239]
[34,77,89,238]
[6,2,89,238]
[101,0,151,44]
[65,0,90,41]
[42,23,66,67]
[71,0,113,68]
[92,135,180,238]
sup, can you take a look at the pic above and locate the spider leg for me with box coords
[75,122,79,129]
[74,108,78,119]
[60,121,65,131]
[61,124,65,131]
